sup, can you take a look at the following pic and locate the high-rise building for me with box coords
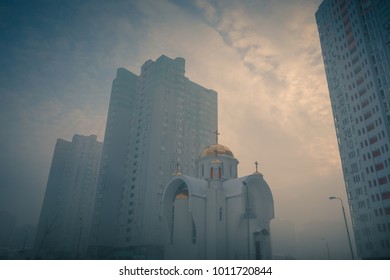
[34,134,102,259]
[89,55,217,258]
[316,0,390,259]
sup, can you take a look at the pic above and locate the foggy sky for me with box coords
[0,0,352,258]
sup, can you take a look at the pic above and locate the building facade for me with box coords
[34,134,102,259]
[89,55,217,258]
[161,143,274,259]
[316,0,390,259]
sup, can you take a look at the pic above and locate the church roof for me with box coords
[199,144,234,158]
[166,175,208,198]
[180,175,208,197]
[223,174,267,197]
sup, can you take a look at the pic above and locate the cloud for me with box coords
[190,0,339,177]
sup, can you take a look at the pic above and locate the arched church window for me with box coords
[175,183,189,199]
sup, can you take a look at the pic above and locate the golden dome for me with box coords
[199,144,234,158]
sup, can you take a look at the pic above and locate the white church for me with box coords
[161,138,275,259]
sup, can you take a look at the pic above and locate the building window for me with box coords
[372,149,381,157]
[375,163,384,171]
[174,183,189,199]
[378,177,388,186]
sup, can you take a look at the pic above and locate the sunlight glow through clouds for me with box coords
[190,0,340,177]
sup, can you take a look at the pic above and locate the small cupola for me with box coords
[197,131,239,181]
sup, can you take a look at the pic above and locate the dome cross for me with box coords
[174,162,181,174]
[213,129,220,144]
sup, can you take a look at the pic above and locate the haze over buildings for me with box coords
[1,0,362,259]
[316,0,390,259]
[34,134,102,259]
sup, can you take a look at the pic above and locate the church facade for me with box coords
[161,143,274,259]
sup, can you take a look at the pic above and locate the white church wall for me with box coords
[161,176,208,259]
[171,198,197,259]
[197,154,238,181]
[226,195,247,259]
[243,175,274,259]
[188,196,206,259]
[244,175,274,227]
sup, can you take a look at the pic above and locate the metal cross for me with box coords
[214,129,220,144]
[175,162,180,174]
[255,161,259,173]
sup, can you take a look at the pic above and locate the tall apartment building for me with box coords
[88,55,217,258]
[34,134,102,259]
[316,0,390,259]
